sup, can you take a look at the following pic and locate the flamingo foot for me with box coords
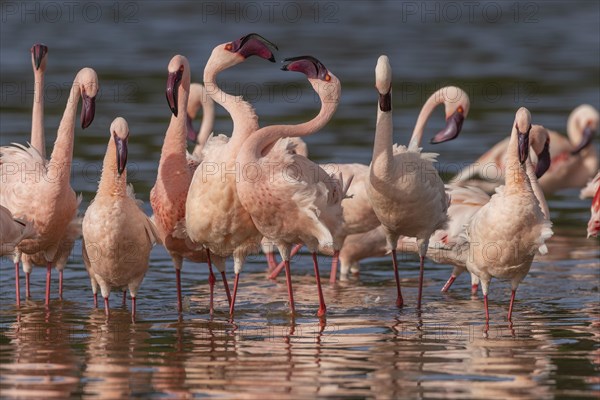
[14,262,20,307]
[441,275,456,293]
[313,253,327,317]
[131,296,136,322]
[45,262,52,306]
[104,297,110,317]
[417,255,425,309]
[329,250,339,285]
[26,272,31,298]
[59,270,63,300]
[391,250,403,307]
[176,268,182,313]
[230,273,240,317]
[283,260,295,314]
[507,289,516,321]
[221,271,232,307]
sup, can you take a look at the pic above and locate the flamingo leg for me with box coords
[93,293,98,308]
[471,283,479,296]
[484,294,490,323]
[131,296,136,321]
[14,262,20,307]
[230,273,240,316]
[206,250,215,316]
[441,275,456,293]
[104,297,110,317]
[283,260,295,314]
[175,268,182,313]
[26,272,31,298]
[59,270,63,300]
[45,262,52,306]
[507,289,517,321]
[391,250,403,307]
[266,252,277,271]
[122,290,126,307]
[269,244,303,280]
[313,253,326,317]
[329,250,339,284]
[417,255,425,309]
[221,271,232,306]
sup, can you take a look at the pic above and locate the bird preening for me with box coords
[1,35,597,330]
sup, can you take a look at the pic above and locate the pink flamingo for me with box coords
[83,117,159,319]
[185,34,278,316]
[580,171,600,199]
[585,173,600,238]
[367,56,466,308]
[1,67,96,306]
[452,104,598,194]
[236,55,346,316]
[466,107,553,327]
[150,55,230,314]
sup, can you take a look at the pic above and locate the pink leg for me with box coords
[14,263,20,307]
[507,289,516,321]
[266,252,277,271]
[471,283,479,296]
[122,290,126,307]
[45,262,52,306]
[391,250,403,307]
[131,296,136,321]
[59,270,63,300]
[104,297,110,317]
[484,294,490,323]
[283,260,295,314]
[176,268,182,313]
[93,292,98,308]
[26,272,31,298]
[206,250,215,315]
[329,250,339,284]
[417,255,425,309]
[230,273,240,316]
[269,244,303,280]
[221,271,232,306]
[441,275,456,293]
[313,253,326,317]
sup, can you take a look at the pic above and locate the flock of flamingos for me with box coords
[1,34,598,330]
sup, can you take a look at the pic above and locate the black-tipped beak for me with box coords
[186,115,198,143]
[166,69,183,117]
[80,92,96,129]
[430,111,464,144]
[571,126,595,155]
[535,139,551,178]
[32,44,48,70]
[114,133,128,176]
[518,130,530,165]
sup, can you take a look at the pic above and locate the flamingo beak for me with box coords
[430,111,464,144]
[571,126,595,155]
[80,92,96,129]
[235,34,277,62]
[186,114,198,143]
[114,133,128,176]
[32,44,48,70]
[518,129,530,165]
[166,69,183,117]
[378,85,392,112]
[535,139,551,178]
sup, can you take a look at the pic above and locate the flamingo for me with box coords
[20,44,82,301]
[580,171,600,199]
[465,107,553,327]
[585,174,600,238]
[82,117,159,319]
[367,56,466,308]
[451,104,598,194]
[236,55,345,316]
[0,67,97,306]
[150,55,230,314]
[0,206,35,258]
[184,33,278,316]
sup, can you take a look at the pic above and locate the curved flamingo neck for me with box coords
[408,91,442,150]
[31,66,46,159]
[161,82,190,165]
[372,93,394,176]
[196,89,215,150]
[203,56,259,152]
[239,79,338,164]
[98,136,127,196]
[525,159,550,219]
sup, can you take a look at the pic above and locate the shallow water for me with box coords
[1,1,599,398]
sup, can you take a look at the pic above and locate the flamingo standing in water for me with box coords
[83,117,159,319]
[0,67,96,306]
[367,56,466,308]
[466,107,553,327]
[236,55,346,316]
[451,105,598,194]
[185,34,278,316]
[150,55,230,314]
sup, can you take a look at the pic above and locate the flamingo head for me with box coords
[430,86,470,144]
[166,55,190,117]
[76,67,98,129]
[281,55,341,105]
[110,117,129,176]
[530,125,551,178]
[569,104,598,155]
[30,43,48,71]
[207,33,277,75]
[375,55,392,112]
[515,107,532,165]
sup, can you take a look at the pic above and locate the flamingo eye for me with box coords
[225,43,233,51]
[325,74,331,82]
[457,105,464,114]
